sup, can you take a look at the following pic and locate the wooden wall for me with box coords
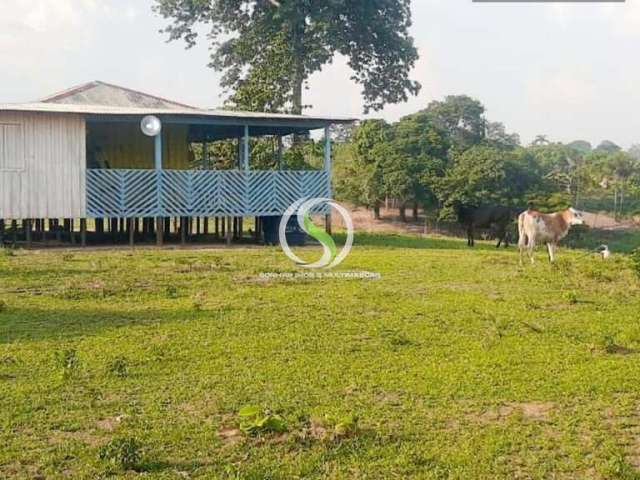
[0,112,86,219]
[87,122,191,170]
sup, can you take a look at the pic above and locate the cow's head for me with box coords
[567,207,585,226]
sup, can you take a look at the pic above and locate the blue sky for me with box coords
[1,0,638,147]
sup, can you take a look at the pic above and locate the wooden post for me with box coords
[277,136,283,169]
[129,218,135,247]
[226,217,232,246]
[215,218,220,239]
[181,217,187,245]
[25,219,32,248]
[11,220,18,246]
[156,217,164,246]
[155,129,164,247]
[80,219,87,247]
[324,125,333,235]
[70,219,76,245]
[0,219,4,245]
[204,217,209,235]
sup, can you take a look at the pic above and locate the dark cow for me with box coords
[455,204,521,248]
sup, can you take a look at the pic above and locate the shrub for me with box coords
[98,437,142,469]
[238,405,287,435]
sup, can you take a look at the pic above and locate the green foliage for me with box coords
[0,300,6,313]
[154,0,420,113]
[98,437,142,470]
[238,406,287,435]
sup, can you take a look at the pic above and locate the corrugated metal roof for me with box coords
[40,81,197,110]
[0,101,355,124]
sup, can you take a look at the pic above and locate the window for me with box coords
[0,123,25,171]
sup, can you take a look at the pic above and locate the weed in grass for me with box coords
[2,247,15,257]
[98,437,142,470]
[165,285,178,299]
[55,349,80,380]
[563,291,579,305]
[0,300,6,313]
[106,356,129,378]
[61,253,74,262]
[238,405,287,435]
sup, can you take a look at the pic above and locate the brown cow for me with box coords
[518,207,584,264]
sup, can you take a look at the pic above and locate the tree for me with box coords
[337,120,390,218]
[154,0,421,114]
[567,140,592,154]
[384,111,449,220]
[531,135,550,146]
[595,140,621,154]
[436,146,539,215]
[628,143,640,161]
[486,122,520,149]
[422,95,486,153]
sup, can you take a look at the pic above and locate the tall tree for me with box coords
[422,95,486,153]
[154,0,421,114]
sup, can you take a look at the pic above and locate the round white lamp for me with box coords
[141,115,162,137]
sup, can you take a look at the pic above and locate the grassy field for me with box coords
[1,234,640,479]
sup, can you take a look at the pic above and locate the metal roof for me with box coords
[40,81,197,110]
[0,101,351,122]
[0,81,356,127]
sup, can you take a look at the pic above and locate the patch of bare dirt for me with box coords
[95,415,124,432]
[470,402,554,424]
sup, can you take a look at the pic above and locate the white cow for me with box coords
[518,208,585,264]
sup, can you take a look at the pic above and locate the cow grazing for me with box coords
[518,208,585,264]
[455,204,520,248]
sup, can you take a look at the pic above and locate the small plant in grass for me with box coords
[55,349,80,380]
[307,414,359,441]
[0,300,6,313]
[98,437,142,470]
[61,253,74,262]
[238,405,287,435]
[165,285,178,299]
[563,291,579,305]
[2,247,15,257]
[107,356,129,378]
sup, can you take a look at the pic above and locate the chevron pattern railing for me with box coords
[86,169,331,218]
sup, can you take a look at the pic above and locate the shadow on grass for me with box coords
[334,232,508,252]
[0,306,207,344]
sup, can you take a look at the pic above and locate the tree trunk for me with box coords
[291,11,305,116]
[412,202,419,221]
[399,204,407,223]
[373,203,381,220]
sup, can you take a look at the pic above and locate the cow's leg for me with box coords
[467,226,474,247]
[527,235,536,264]
[547,242,556,263]
[518,234,526,265]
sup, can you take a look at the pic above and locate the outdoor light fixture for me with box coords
[141,115,162,137]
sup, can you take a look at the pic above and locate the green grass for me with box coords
[1,233,640,479]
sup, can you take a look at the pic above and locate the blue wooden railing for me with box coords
[86,169,331,218]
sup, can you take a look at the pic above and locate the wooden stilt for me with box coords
[226,216,232,246]
[11,220,18,246]
[325,214,332,235]
[181,217,187,245]
[204,217,209,236]
[221,217,225,238]
[0,219,4,245]
[70,219,76,245]
[239,218,244,240]
[129,218,135,247]
[25,219,32,247]
[156,217,164,246]
[215,217,219,239]
[80,219,87,247]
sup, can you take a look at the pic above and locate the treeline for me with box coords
[330,95,640,220]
